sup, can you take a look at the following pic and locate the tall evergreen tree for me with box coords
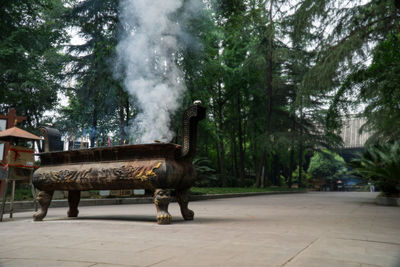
[331,34,400,142]
[292,0,400,133]
[0,0,69,128]
[59,0,132,145]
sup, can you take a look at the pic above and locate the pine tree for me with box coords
[59,0,132,145]
[0,0,68,127]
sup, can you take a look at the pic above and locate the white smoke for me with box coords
[117,0,190,144]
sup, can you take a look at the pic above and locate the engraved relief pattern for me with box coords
[35,162,163,187]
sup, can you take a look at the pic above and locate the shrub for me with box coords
[350,142,400,197]
[193,157,219,187]
[307,150,347,182]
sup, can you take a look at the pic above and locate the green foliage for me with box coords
[0,0,69,127]
[314,0,400,135]
[56,0,132,145]
[193,157,219,187]
[3,0,399,191]
[179,0,333,188]
[307,150,347,181]
[350,142,400,196]
[6,184,34,201]
[329,34,400,143]
[294,0,400,99]
[291,165,311,184]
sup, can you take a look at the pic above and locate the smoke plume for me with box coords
[117,0,192,144]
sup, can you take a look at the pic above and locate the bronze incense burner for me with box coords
[32,103,205,224]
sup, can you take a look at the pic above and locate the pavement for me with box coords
[0,192,399,267]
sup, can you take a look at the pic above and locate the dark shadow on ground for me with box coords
[341,199,378,206]
[2,211,269,224]
[47,215,157,223]
[39,215,239,224]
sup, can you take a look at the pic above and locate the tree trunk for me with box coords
[264,152,269,187]
[90,106,98,148]
[255,159,261,187]
[266,0,274,133]
[119,88,126,145]
[298,97,304,187]
[288,146,294,188]
[232,132,238,182]
[298,141,303,187]
[263,0,274,188]
[288,113,296,188]
[215,140,221,172]
[218,136,227,186]
[272,152,280,186]
[253,133,261,187]
[214,85,227,186]
[256,150,266,188]
[237,93,245,185]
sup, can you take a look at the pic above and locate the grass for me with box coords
[190,187,304,195]
[3,186,34,201]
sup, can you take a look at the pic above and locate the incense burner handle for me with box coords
[180,102,206,159]
[38,127,63,152]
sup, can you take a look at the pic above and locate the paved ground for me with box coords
[0,192,399,267]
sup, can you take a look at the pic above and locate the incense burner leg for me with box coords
[67,190,80,217]
[33,191,54,221]
[154,189,171,224]
[176,189,194,220]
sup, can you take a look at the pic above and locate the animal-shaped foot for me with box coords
[154,189,171,225]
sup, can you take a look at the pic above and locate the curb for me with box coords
[189,190,307,201]
[1,190,307,213]
[375,196,400,207]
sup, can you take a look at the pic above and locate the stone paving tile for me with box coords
[152,231,318,267]
[0,259,95,267]
[285,256,362,267]
[152,248,238,267]
[224,246,300,267]
[0,234,38,251]
[1,192,399,267]
[0,259,13,266]
[2,246,163,266]
[285,237,400,267]
[69,239,157,253]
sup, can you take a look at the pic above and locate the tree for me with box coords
[329,34,400,142]
[181,0,338,187]
[59,0,132,145]
[293,0,400,98]
[0,0,69,128]
[291,0,400,136]
[287,0,400,187]
[239,0,295,187]
[176,0,227,185]
[22,0,397,190]
[307,150,346,184]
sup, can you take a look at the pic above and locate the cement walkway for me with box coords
[0,192,399,267]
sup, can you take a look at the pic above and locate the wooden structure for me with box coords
[33,103,205,224]
[0,127,41,221]
[0,108,26,199]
